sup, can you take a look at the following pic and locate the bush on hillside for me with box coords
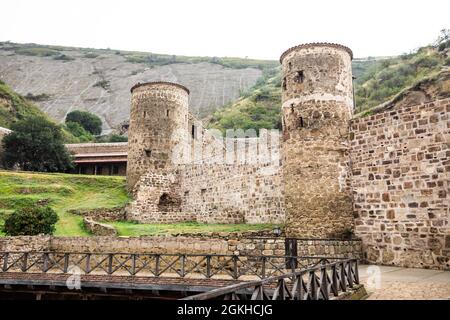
[3,206,59,236]
[65,110,102,135]
[65,121,93,142]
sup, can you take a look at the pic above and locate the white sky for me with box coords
[0,0,448,60]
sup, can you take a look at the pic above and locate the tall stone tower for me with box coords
[127,81,189,191]
[280,43,354,238]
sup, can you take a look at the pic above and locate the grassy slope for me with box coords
[0,171,277,236]
[207,69,282,133]
[0,80,81,143]
[0,171,129,236]
[0,80,48,128]
[206,59,382,132]
[354,46,449,111]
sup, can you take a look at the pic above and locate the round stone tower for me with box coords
[280,43,354,238]
[127,81,189,190]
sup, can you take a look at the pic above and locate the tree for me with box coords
[65,110,102,135]
[2,115,74,172]
[65,121,93,142]
[3,206,59,236]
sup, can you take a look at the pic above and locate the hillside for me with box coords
[355,68,450,117]
[208,41,450,131]
[0,79,47,128]
[0,42,275,133]
[3,40,447,135]
[354,45,450,112]
[0,80,81,143]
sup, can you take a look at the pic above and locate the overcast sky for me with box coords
[0,0,448,60]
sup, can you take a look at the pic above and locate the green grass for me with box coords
[354,46,448,111]
[109,221,278,237]
[0,171,130,236]
[0,171,277,237]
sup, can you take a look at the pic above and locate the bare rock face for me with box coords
[0,46,262,133]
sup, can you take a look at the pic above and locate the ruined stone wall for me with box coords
[280,43,354,238]
[128,171,194,223]
[130,102,285,224]
[68,207,126,221]
[179,130,284,224]
[126,82,189,190]
[83,217,117,236]
[350,98,449,269]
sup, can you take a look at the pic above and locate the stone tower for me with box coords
[127,81,189,191]
[280,43,355,238]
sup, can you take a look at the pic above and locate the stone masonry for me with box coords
[127,82,189,190]
[351,98,449,269]
[123,44,449,270]
[127,81,285,224]
[280,43,355,238]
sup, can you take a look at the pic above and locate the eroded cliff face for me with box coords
[0,43,262,133]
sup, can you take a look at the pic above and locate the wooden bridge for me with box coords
[0,251,361,300]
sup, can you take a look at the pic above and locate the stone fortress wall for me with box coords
[351,98,449,269]
[125,44,449,269]
[127,82,285,224]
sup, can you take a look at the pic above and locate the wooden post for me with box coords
[131,254,136,276]
[206,255,211,279]
[2,253,8,272]
[108,254,113,275]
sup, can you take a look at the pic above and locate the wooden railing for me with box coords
[0,251,348,280]
[181,258,359,300]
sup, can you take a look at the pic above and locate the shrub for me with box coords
[24,93,51,101]
[53,54,75,61]
[65,110,102,135]
[93,80,110,90]
[3,206,59,236]
[65,121,93,142]
[84,53,99,58]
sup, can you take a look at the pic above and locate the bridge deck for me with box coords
[0,272,242,299]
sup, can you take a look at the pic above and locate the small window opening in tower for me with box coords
[191,125,196,139]
[290,103,294,113]
[143,110,147,118]
[201,188,207,201]
[298,117,304,128]
[282,77,287,91]
[294,70,305,83]
[288,62,292,70]
[166,109,170,117]
[145,149,152,157]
